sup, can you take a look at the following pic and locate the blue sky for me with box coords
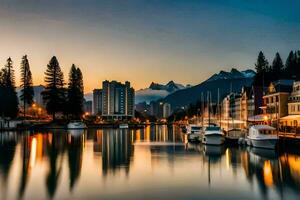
[0,0,299,92]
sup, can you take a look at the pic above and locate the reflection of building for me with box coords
[93,89,102,115]
[93,130,103,153]
[101,129,133,175]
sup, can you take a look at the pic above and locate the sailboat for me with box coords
[186,93,204,142]
[202,91,225,145]
[225,88,244,145]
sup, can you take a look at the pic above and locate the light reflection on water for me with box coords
[0,125,300,200]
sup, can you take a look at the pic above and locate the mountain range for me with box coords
[135,81,188,103]
[162,68,256,109]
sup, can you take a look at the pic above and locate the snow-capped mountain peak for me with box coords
[207,68,255,82]
[136,80,186,103]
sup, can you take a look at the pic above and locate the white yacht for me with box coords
[247,125,278,149]
[202,126,225,145]
[67,120,87,129]
[186,124,203,142]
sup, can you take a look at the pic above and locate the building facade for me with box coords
[280,81,300,129]
[240,86,255,122]
[101,80,135,118]
[163,103,171,119]
[84,100,93,114]
[261,80,293,126]
[93,89,103,115]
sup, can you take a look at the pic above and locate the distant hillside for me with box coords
[135,81,188,103]
[163,68,255,109]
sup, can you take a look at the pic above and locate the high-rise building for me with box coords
[163,103,171,118]
[84,100,93,114]
[149,101,171,119]
[101,80,135,118]
[93,89,103,115]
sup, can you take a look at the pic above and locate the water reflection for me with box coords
[0,126,299,199]
[0,132,17,199]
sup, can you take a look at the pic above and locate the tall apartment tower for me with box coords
[93,89,103,115]
[101,80,135,118]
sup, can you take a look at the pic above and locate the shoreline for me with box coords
[0,122,173,132]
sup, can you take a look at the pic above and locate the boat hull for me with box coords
[248,138,278,149]
[225,137,239,146]
[202,134,225,145]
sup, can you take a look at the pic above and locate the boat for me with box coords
[186,124,203,142]
[202,126,225,145]
[202,90,225,145]
[119,123,129,129]
[225,128,245,145]
[247,125,278,149]
[67,120,87,129]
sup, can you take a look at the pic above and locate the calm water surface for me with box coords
[0,125,300,200]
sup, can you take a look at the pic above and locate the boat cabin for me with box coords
[249,125,276,136]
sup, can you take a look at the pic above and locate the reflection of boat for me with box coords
[202,126,225,145]
[247,125,278,149]
[185,142,203,152]
[119,124,129,129]
[203,145,225,158]
[226,129,245,145]
[68,129,84,137]
[250,147,278,160]
[67,121,87,129]
[186,124,202,142]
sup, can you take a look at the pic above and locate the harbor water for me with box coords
[0,125,300,200]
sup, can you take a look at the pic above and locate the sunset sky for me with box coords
[0,0,300,92]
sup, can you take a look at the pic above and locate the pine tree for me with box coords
[285,51,297,79]
[271,52,284,80]
[42,56,66,120]
[296,51,300,80]
[253,51,269,87]
[20,55,34,118]
[67,64,84,119]
[0,58,19,118]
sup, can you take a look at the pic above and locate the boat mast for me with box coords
[218,88,221,128]
[201,92,204,126]
[208,91,211,126]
